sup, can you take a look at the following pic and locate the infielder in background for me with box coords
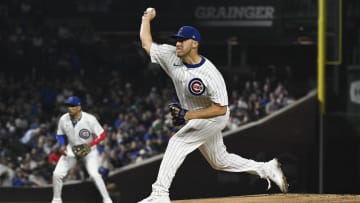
[138,7,288,203]
[51,96,113,203]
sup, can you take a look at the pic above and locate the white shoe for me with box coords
[264,158,289,193]
[103,198,113,203]
[51,198,62,203]
[138,195,171,203]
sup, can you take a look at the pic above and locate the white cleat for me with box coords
[51,198,62,203]
[138,195,171,203]
[264,158,289,193]
[103,198,113,203]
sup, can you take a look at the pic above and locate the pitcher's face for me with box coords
[175,39,197,57]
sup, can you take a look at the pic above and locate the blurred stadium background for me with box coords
[0,0,359,202]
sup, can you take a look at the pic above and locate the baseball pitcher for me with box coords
[138,7,288,203]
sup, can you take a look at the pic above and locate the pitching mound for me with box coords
[172,194,360,203]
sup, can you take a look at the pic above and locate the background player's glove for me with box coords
[72,144,91,159]
[168,103,188,126]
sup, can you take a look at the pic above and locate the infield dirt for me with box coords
[173,194,360,203]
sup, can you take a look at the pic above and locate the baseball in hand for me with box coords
[146,7,156,19]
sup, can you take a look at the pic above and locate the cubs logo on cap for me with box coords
[188,78,205,96]
[172,26,201,42]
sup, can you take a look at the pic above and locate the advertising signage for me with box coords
[157,0,282,43]
[193,3,277,28]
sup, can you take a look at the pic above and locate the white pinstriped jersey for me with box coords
[57,111,104,146]
[150,43,228,111]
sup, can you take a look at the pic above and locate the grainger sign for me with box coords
[195,6,275,27]
[191,0,278,28]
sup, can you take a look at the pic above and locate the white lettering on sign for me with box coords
[195,6,275,27]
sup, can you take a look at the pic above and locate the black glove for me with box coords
[168,103,188,126]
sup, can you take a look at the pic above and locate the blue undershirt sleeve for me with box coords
[56,135,66,146]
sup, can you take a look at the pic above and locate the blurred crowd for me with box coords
[0,0,297,188]
[0,70,295,188]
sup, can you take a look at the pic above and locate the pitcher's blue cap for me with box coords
[172,26,201,42]
[65,96,81,106]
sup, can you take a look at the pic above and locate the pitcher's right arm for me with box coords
[140,8,156,56]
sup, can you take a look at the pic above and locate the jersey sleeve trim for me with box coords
[89,131,106,147]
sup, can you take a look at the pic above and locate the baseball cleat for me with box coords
[264,158,289,193]
[51,198,62,203]
[138,195,171,203]
[103,198,113,203]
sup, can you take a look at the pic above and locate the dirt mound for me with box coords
[173,194,360,203]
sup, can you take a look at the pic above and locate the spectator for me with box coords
[12,168,29,187]
[265,93,280,115]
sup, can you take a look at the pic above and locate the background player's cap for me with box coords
[172,26,201,42]
[65,96,81,106]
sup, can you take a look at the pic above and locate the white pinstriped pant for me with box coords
[151,110,266,196]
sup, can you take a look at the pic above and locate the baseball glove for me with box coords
[72,144,91,159]
[168,103,188,126]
